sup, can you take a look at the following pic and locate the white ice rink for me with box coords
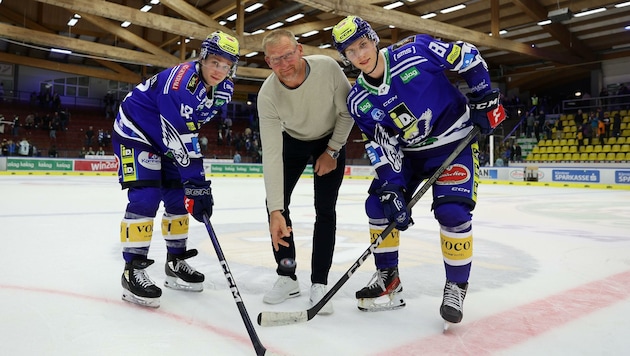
[1,173,629,356]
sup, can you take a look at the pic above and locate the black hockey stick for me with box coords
[202,214,270,356]
[257,126,480,327]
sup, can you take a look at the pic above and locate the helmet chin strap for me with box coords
[365,49,380,75]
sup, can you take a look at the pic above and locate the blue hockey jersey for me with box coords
[347,34,492,185]
[113,61,233,182]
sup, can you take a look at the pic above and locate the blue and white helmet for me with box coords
[200,31,240,77]
[331,16,379,64]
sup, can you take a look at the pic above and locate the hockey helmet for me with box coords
[331,16,379,62]
[200,31,240,76]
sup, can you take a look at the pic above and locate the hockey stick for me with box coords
[257,126,480,327]
[202,214,270,356]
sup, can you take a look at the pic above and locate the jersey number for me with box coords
[429,41,448,57]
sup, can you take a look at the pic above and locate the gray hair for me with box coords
[262,29,298,55]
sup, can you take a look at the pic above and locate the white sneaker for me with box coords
[310,283,334,315]
[263,276,300,304]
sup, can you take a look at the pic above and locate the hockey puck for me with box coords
[279,258,296,272]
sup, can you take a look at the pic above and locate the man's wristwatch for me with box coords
[326,148,340,159]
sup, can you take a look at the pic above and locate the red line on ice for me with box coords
[377,269,630,355]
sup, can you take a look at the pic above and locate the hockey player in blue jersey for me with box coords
[332,16,506,325]
[112,31,240,308]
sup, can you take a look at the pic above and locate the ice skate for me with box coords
[440,280,468,331]
[121,258,162,308]
[310,283,333,315]
[164,249,205,292]
[356,266,405,312]
[263,276,300,304]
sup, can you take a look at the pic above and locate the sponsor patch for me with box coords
[436,164,471,185]
[391,35,414,50]
[400,67,419,84]
[171,64,191,90]
[359,98,373,114]
[138,151,161,170]
[447,44,461,64]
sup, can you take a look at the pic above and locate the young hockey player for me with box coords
[331,16,506,325]
[112,31,240,308]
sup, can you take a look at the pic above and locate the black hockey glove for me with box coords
[376,183,411,231]
[467,89,507,134]
[183,180,213,222]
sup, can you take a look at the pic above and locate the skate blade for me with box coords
[164,276,203,292]
[357,294,405,312]
[122,291,160,308]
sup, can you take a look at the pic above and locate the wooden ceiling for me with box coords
[1,0,629,95]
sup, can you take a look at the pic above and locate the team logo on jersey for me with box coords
[373,124,403,172]
[161,115,190,167]
[187,74,199,94]
[400,67,419,84]
[436,164,471,185]
[389,104,431,143]
[359,98,373,114]
[371,108,385,122]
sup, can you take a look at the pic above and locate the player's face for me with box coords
[265,39,303,83]
[200,55,233,86]
[345,38,377,72]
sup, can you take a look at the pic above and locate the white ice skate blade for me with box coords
[357,294,405,312]
[122,291,160,308]
[164,276,203,292]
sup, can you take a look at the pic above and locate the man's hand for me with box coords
[269,210,292,251]
[314,150,337,176]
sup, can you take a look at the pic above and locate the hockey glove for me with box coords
[183,181,213,222]
[467,89,507,134]
[376,183,411,231]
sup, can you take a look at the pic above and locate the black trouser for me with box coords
[270,132,346,285]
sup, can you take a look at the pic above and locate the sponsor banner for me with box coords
[6,157,73,171]
[75,158,119,172]
[210,163,263,174]
[479,168,498,180]
[615,170,630,184]
[552,169,600,183]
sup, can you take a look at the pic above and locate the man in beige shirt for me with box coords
[257,29,354,315]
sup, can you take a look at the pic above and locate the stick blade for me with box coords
[257,310,309,327]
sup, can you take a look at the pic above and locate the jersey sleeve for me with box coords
[414,34,492,95]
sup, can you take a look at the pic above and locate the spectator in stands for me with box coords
[602,111,611,139]
[1,139,7,156]
[52,93,61,112]
[12,116,19,137]
[48,145,58,158]
[233,151,241,163]
[104,91,115,119]
[612,113,621,137]
[85,126,94,146]
[510,142,522,162]
[554,118,563,139]
[79,147,87,158]
[49,114,59,142]
[542,120,553,140]
[534,110,545,141]
[18,138,30,156]
[574,109,584,127]
[86,146,96,156]
[96,146,105,155]
[589,113,599,141]
[526,112,535,138]
[24,113,35,135]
